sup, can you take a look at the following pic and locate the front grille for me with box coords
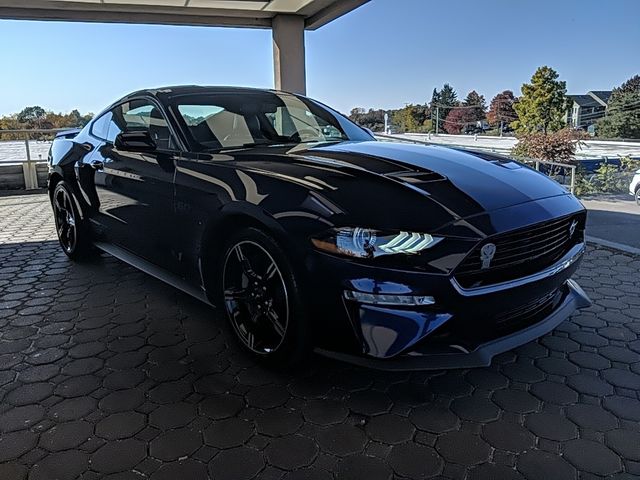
[454,213,585,288]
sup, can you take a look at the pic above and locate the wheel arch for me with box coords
[199,206,302,304]
[48,171,64,202]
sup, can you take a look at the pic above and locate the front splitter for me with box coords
[315,279,592,371]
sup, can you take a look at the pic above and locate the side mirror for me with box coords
[363,127,375,137]
[114,130,156,152]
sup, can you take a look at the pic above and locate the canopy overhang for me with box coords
[0,0,368,30]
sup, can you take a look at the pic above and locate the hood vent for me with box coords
[386,171,446,184]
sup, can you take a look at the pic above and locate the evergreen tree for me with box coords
[430,83,458,132]
[616,75,640,96]
[463,90,486,122]
[596,74,640,139]
[513,66,567,134]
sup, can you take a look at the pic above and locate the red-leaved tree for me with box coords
[443,108,477,134]
[487,90,518,127]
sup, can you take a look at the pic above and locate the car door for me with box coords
[85,98,181,270]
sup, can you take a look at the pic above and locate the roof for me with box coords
[113,85,303,109]
[588,90,612,106]
[126,85,285,98]
[0,0,369,29]
[568,95,601,108]
[568,91,612,108]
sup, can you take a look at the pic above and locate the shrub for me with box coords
[574,156,640,196]
[512,129,587,162]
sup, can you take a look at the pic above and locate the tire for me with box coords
[636,188,640,206]
[219,227,312,367]
[51,181,93,260]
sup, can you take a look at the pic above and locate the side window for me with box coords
[107,100,175,150]
[266,105,343,140]
[90,112,112,140]
[177,104,253,148]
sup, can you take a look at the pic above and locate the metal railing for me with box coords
[374,133,578,194]
[1,128,579,193]
[0,128,65,189]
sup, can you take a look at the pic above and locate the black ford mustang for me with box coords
[48,86,591,369]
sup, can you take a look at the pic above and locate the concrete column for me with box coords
[272,14,306,95]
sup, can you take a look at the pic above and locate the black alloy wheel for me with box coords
[52,181,91,259]
[53,184,78,254]
[220,228,311,365]
[223,240,289,354]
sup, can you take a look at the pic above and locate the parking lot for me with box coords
[582,194,640,251]
[1,193,640,480]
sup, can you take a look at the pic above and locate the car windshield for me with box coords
[171,91,372,151]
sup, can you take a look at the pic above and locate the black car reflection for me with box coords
[48,86,590,369]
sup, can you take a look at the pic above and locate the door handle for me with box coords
[90,160,104,170]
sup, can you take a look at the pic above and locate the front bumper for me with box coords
[316,279,591,370]
[309,240,590,370]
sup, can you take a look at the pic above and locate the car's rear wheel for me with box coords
[220,227,311,366]
[52,181,92,260]
[636,188,640,206]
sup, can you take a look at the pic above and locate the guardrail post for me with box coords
[570,166,576,194]
[22,134,38,190]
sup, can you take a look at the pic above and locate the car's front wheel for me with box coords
[52,181,93,260]
[636,188,640,206]
[220,227,311,366]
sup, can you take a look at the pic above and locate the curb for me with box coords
[586,235,640,256]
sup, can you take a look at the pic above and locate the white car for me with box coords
[630,169,640,205]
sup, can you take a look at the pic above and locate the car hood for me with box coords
[304,141,567,213]
[193,140,575,235]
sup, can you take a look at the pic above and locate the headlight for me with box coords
[311,227,443,258]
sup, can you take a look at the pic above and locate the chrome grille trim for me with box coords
[451,243,585,297]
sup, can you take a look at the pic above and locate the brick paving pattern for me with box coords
[1,193,640,479]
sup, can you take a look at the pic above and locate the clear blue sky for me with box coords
[1,0,638,116]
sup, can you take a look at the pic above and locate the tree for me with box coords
[0,107,93,140]
[463,90,486,122]
[616,74,640,96]
[513,66,567,134]
[443,107,477,134]
[16,106,47,128]
[487,90,518,127]
[596,74,640,139]
[391,104,431,132]
[349,108,386,131]
[430,83,458,130]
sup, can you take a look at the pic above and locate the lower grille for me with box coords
[490,288,562,336]
[416,286,566,352]
[454,213,585,288]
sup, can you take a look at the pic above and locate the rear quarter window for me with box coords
[90,112,112,141]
